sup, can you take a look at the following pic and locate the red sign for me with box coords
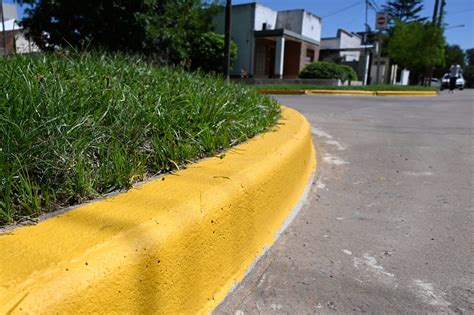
[376,12,388,30]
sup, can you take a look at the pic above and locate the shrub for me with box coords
[190,32,237,73]
[338,64,358,83]
[299,61,342,79]
[299,61,358,83]
[0,53,279,225]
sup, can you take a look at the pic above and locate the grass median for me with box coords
[0,54,280,225]
[251,84,438,91]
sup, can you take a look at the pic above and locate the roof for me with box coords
[0,19,21,32]
[254,29,320,46]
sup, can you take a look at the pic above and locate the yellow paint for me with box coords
[258,89,438,97]
[305,89,375,96]
[0,107,316,314]
[375,91,438,96]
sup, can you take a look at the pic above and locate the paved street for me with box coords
[216,91,473,314]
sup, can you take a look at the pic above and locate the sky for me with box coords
[4,0,474,49]
[232,0,474,49]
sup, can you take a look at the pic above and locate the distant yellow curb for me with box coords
[0,107,316,314]
[375,90,438,96]
[305,89,375,96]
[258,89,438,96]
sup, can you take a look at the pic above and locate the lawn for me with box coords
[0,54,280,225]
[251,84,439,91]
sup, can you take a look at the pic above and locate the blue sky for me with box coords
[5,0,474,49]
[233,0,473,49]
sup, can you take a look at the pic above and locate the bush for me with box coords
[338,64,358,83]
[190,32,237,73]
[0,53,279,225]
[299,61,358,83]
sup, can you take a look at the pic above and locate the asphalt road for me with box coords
[216,91,473,314]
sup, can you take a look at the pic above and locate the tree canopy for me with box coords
[18,0,221,65]
[387,21,445,80]
[382,0,427,24]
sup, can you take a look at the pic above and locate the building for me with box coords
[320,29,372,84]
[214,2,321,78]
[0,3,39,55]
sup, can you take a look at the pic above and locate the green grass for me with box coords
[251,84,438,91]
[0,53,280,225]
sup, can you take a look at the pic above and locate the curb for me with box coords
[258,89,438,96]
[375,90,438,96]
[305,89,374,96]
[0,107,316,314]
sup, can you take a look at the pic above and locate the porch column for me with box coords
[274,37,285,78]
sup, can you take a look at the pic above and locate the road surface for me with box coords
[216,91,473,314]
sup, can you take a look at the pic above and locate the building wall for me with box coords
[283,41,301,78]
[215,3,255,76]
[299,42,320,71]
[320,38,339,49]
[276,10,303,34]
[301,11,321,42]
[254,4,277,31]
[2,3,17,20]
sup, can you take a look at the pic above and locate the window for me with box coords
[305,49,315,63]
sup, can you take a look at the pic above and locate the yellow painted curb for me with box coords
[305,89,375,96]
[0,107,316,314]
[375,91,438,96]
[258,89,306,95]
[258,89,438,97]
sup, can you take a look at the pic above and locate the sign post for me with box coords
[374,12,388,84]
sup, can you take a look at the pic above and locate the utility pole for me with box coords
[0,1,7,55]
[223,0,232,84]
[438,0,446,27]
[432,0,440,25]
[375,31,382,84]
[428,0,441,86]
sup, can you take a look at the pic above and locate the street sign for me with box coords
[376,12,388,30]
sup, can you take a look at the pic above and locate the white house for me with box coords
[0,3,39,54]
[214,2,322,78]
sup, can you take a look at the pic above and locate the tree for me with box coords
[434,44,465,77]
[189,32,237,73]
[387,21,445,83]
[466,48,474,65]
[382,0,427,24]
[18,0,219,65]
[464,48,474,88]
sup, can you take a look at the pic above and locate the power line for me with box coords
[322,1,364,19]
[369,0,381,11]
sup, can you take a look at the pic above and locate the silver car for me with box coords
[441,73,465,90]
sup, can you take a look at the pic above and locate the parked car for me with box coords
[420,78,441,88]
[440,73,465,90]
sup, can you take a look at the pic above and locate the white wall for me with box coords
[215,4,256,76]
[254,4,277,31]
[339,31,361,49]
[2,3,17,20]
[301,11,321,42]
[15,32,40,54]
[276,10,303,34]
[320,38,339,49]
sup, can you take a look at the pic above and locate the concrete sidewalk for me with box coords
[216,91,473,314]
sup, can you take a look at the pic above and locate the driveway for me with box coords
[216,91,473,314]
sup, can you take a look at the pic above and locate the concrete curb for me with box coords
[0,107,316,314]
[259,89,438,97]
[375,90,438,96]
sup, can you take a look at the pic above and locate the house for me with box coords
[320,29,372,84]
[320,29,409,86]
[214,2,321,78]
[0,3,39,55]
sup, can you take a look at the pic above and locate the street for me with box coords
[216,91,473,314]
